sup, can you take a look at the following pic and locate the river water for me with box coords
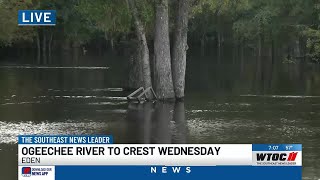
[0,54,319,179]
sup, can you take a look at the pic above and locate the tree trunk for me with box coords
[201,34,205,56]
[48,32,53,64]
[258,34,262,57]
[154,0,175,100]
[240,41,244,73]
[104,31,108,51]
[128,0,152,95]
[42,29,47,64]
[218,32,221,57]
[172,0,189,99]
[62,39,71,51]
[110,38,114,51]
[255,35,263,92]
[36,30,41,64]
[271,38,275,65]
[294,39,301,57]
[128,53,142,89]
[71,41,80,65]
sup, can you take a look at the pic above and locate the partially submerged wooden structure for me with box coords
[127,87,157,103]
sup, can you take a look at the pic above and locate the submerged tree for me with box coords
[172,0,190,99]
[1,0,320,100]
[154,0,175,99]
[128,0,152,92]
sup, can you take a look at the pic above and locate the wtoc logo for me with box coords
[21,167,31,177]
[255,152,298,165]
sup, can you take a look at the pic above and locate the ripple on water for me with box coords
[240,94,320,98]
[0,66,109,69]
[188,109,253,113]
[0,121,110,144]
[88,102,127,106]
[186,117,320,143]
[52,95,127,100]
[47,88,123,92]
[1,101,42,106]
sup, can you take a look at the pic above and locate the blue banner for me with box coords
[18,10,56,26]
[18,135,113,144]
[55,166,302,180]
[252,144,302,151]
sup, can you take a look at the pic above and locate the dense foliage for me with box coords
[0,0,319,61]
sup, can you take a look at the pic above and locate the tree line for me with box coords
[1,0,320,99]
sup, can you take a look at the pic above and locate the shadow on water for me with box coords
[126,102,188,144]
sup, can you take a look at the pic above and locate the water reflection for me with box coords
[0,54,320,179]
[172,102,188,144]
[126,102,188,144]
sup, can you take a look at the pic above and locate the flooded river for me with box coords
[0,54,319,179]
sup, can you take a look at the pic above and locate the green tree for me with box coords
[76,0,132,49]
[0,0,35,46]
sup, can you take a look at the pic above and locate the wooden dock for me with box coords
[127,87,157,103]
